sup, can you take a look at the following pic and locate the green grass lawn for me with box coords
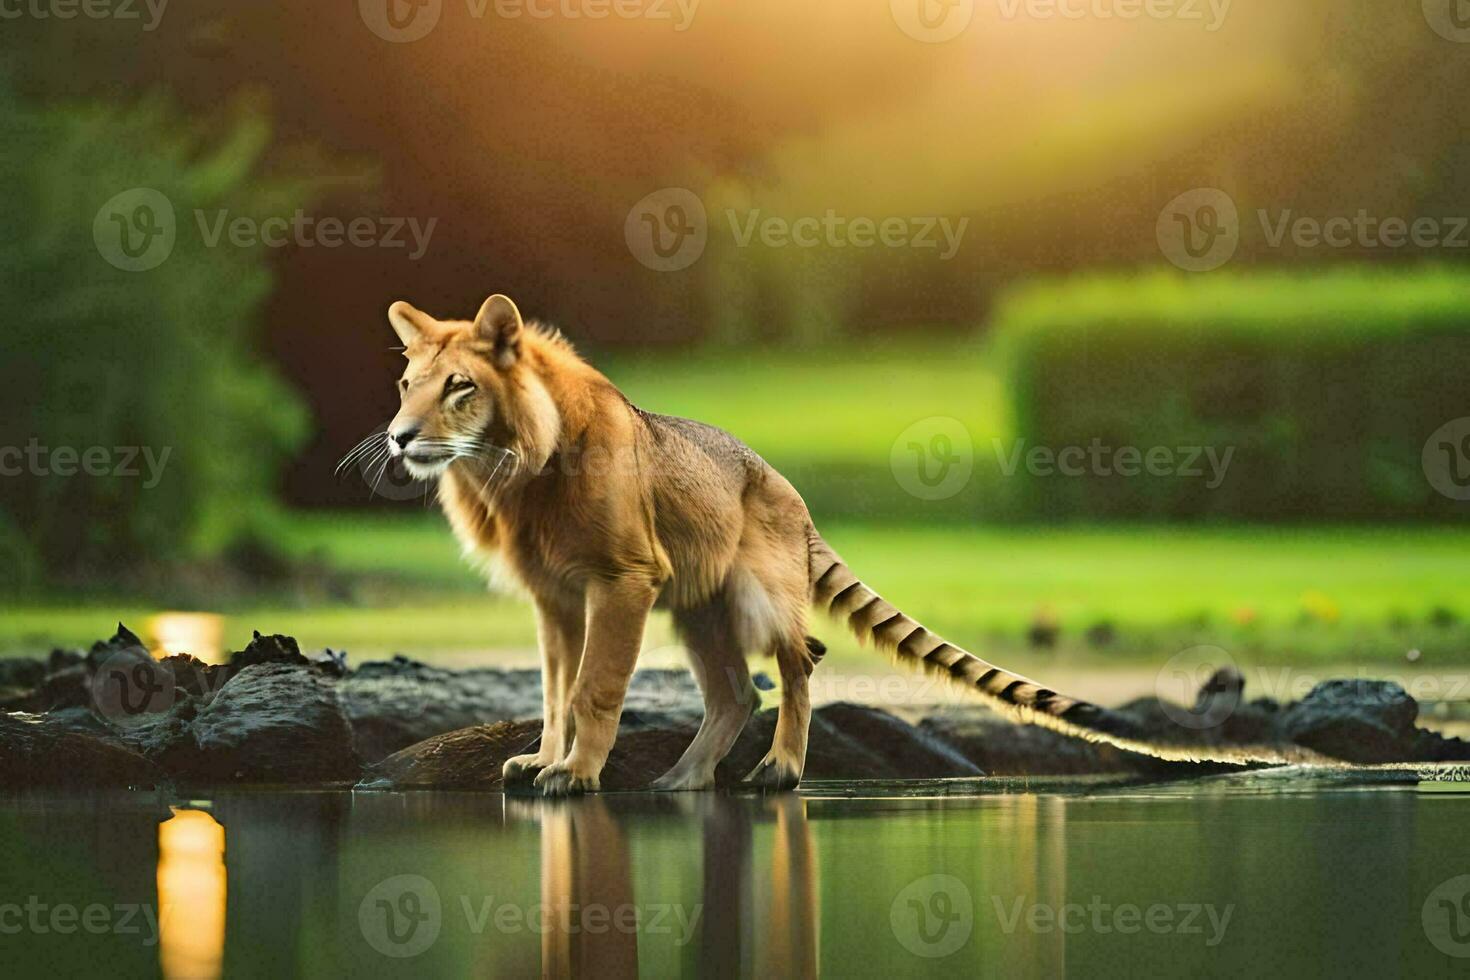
[605,341,1006,464]
[2,514,1466,672]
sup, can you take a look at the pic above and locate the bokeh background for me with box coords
[2,1,1469,696]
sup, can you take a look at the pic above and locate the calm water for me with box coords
[2,772,1468,978]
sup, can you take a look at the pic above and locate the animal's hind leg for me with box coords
[653,602,758,791]
[743,634,822,791]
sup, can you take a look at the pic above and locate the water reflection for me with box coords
[0,778,1464,977]
[156,808,226,980]
[521,794,820,978]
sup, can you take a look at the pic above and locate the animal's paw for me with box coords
[502,753,551,785]
[649,767,716,792]
[741,753,802,793]
[535,762,601,797]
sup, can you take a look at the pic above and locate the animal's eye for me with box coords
[444,375,476,396]
[398,379,409,392]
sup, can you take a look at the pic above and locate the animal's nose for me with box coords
[389,425,420,450]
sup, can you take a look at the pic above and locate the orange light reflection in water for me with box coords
[156,807,227,980]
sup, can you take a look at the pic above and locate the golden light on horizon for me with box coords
[147,612,225,665]
[157,807,228,980]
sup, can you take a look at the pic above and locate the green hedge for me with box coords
[990,268,1470,521]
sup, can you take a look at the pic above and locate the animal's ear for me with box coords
[388,301,435,349]
[475,294,523,368]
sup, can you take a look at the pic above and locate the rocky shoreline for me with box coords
[2,625,1467,791]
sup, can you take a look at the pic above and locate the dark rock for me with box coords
[1278,680,1419,763]
[0,712,164,789]
[361,720,545,790]
[921,709,1133,775]
[149,663,362,784]
[0,657,47,691]
[157,653,232,701]
[340,660,538,762]
[48,648,84,672]
[339,661,705,762]
[230,631,310,671]
[315,649,349,677]
[84,623,149,671]
[366,702,982,791]
[802,703,983,779]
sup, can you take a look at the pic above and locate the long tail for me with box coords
[808,533,1322,766]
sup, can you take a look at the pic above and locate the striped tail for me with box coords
[808,533,1320,766]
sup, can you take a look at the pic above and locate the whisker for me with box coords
[335,429,389,477]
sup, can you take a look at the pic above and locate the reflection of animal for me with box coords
[371,295,1287,795]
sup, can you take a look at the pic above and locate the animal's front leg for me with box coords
[536,575,658,796]
[504,596,585,785]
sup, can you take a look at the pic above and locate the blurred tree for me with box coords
[0,82,336,588]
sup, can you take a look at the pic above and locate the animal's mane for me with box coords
[522,319,578,357]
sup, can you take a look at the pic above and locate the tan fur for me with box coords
[385,295,814,794]
[382,295,1297,796]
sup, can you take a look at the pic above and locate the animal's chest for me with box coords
[475,493,600,602]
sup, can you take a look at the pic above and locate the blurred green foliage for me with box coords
[0,83,329,588]
[992,267,1470,521]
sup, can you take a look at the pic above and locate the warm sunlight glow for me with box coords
[148,613,225,665]
[157,807,227,980]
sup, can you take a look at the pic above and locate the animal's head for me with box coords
[383,294,554,481]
